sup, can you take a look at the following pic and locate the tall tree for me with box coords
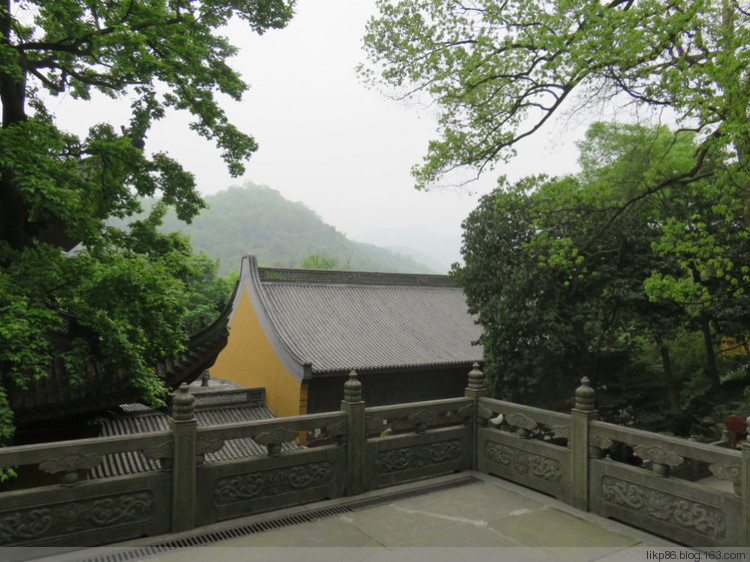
[361,0,750,190]
[453,123,725,412]
[0,0,295,443]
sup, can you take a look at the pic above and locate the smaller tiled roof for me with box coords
[89,386,296,478]
[235,256,483,377]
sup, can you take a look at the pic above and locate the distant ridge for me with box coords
[157,183,436,276]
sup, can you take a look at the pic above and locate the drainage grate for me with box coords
[69,475,480,562]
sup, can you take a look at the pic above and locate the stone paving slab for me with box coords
[198,474,647,551]
[133,472,681,561]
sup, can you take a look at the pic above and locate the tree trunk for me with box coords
[656,337,680,411]
[687,263,721,388]
[1,0,25,129]
[699,315,721,388]
[0,0,32,253]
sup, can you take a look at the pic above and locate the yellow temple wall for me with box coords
[210,286,304,417]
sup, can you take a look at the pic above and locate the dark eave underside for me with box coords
[8,301,233,427]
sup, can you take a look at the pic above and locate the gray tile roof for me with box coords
[248,260,483,374]
[89,387,296,478]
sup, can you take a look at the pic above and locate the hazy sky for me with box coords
[52,0,586,269]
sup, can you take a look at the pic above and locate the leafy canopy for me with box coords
[0,0,295,444]
[453,122,749,415]
[361,0,750,189]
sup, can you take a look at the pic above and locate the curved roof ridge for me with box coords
[235,255,309,380]
[257,267,455,287]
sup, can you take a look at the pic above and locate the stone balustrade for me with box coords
[0,364,748,548]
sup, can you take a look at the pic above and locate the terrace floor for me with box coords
[23,471,690,562]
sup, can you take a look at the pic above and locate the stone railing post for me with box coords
[464,363,487,470]
[170,383,198,532]
[570,376,598,511]
[742,416,750,546]
[341,370,365,496]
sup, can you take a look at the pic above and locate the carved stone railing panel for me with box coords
[551,425,571,441]
[406,409,438,434]
[633,445,683,467]
[631,443,683,477]
[0,491,153,546]
[590,420,740,482]
[324,419,347,439]
[601,476,726,541]
[479,397,571,425]
[195,412,347,445]
[456,403,472,420]
[365,416,387,434]
[709,463,741,496]
[485,440,562,484]
[477,397,570,442]
[459,402,494,426]
[364,398,471,435]
[252,428,298,457]
[505,412,537,431]
[476,404,494,425]
[196,439,225,466]
[38,453,104,486]
[589,434,613,459]
[504,412,538,438]
[141,441,173,471]
[213,462,333,506]
[374,440,462,474]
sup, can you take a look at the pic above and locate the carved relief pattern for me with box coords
[708,463,740,485]
[0,492,153,546]
[601,476,726,540]
[457,403,473,419]
[375,440,462,474]
[551,425,570,440]
[252,428,298,446]
[407,409,437,426]
[365,416,387,433]
[324,419,347,437]
[477,404,494,421]
[590,434,613,451]
[197,439,225,455]
[505,413,538,431]
[485,441,561,484]
[142,441,173,461]
[213,462,333,506]
[38,454,103,474]
[632,445,683,468]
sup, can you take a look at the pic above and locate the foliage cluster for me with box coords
[0,0,295,444]
[364,0,750,432]
[362,0,750,193]
[454,122,750,431]
[300,253,342,270]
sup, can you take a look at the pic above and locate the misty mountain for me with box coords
[352,226,462,274]
[155,183,436,276]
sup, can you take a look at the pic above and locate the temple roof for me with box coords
[234,256,483,378]
[89,386,295,478]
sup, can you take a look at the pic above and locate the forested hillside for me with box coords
[157,184,434,275]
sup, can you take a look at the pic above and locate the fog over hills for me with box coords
[154,183,440,276]
[352,226,462,274]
